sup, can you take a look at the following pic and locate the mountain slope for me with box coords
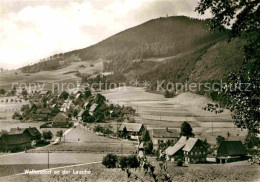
[76,16,227,62]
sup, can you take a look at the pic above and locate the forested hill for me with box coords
[21,16,228,73]
[76,16,227,61]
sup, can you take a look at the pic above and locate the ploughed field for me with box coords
[102,87,247,144]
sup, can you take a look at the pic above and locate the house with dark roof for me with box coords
[35,108,51,121]
[182,138,207,163]
[52,113,69,128]
[0,133,31,152]
[151,128,179,150]
[165,137,207,163]
[119,123,145,136]
[216,140,247,164]
[9,127,41,145]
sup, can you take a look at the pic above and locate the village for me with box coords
[0,87,258,178]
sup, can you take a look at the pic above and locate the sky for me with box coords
[0,0,211,69]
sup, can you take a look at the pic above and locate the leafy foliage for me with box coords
[43,130,53,141]
[180,121,195,138]
[216,135,225,146]
[102,153,118,168]
[196,0,260,131]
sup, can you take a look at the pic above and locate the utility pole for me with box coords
[48,150,49,169]
[212,121,213,134]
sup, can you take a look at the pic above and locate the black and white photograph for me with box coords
[0,0,259,181]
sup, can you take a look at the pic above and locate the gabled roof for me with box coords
[89,104,98,112]
[78,109,86,117]
[75,93,82,99]
[0,133,31,145]
[75,105,83,110]
[166,136,187,156]
[9,127,41,137]
[53,113,68,122]
[39,90,50,95]
[152,128,178,138]
[119,123,144,132]
[84,102,89,108]
[41,108,51,114]
[217,141,247,157]
[25,127,41,137]
[182,138,198,152]
[9,128,25,134]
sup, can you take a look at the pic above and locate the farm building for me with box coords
[119,123,145,136]
[151,128,179,150]
[166,136,207,163]
[216,140,247,164]
[9,127,41,145]
[165,136,187,161]
[52,113,69,128]
[182,138,207,163]
[0,133,31,152]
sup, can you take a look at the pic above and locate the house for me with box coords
[119,123,145,136]
[75,93,83,100]
[39,90,51,96]
[165,136,187,161]
[77,109,86,122]
[0,133,31,152]
[9,127,41,145]
[36,108,51,121]
[182,138,207,164]
[216,140,247,164]
[83,102,90,109]
[52,113,69,128]
[24,127,41,141]
[166,137,207,163]
[89,103,99,116]
[51,107,60,117]
[151,128,179,150]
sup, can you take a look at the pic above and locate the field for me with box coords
[30,126,136,154]
[0,59,104,91]
[102,87,248,144]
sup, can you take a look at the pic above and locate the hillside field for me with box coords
[102,87,247,144]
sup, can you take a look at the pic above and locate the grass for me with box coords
[1,161,259,182]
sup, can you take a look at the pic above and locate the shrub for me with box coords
[68,122,74,128]
[176,159,183,167]
[102,154,118,168]
[119,155,140,169]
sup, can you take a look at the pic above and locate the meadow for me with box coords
[1,161,259,182]
[102,87,247,144]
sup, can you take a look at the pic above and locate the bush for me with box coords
[176,159,183,167]
[102,154,118,168]
[68,122,74,128]
[119,155,140,169]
